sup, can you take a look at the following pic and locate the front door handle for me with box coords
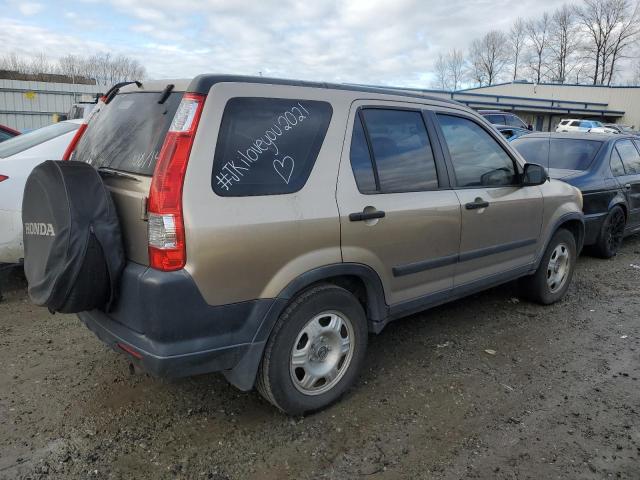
[624,183,632,190]
[465,198,490,210]
[349,209,386,222]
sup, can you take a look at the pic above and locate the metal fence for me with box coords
[0,79,107,131]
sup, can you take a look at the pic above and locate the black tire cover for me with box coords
[22,160,125,313]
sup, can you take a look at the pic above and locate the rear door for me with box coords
[337,102,461,306]
[614,139,640,228]
[432,111,543,288]
[72,85,184,264]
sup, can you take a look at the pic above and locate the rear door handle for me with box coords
[465,198,490,210]
[349,209,386,222]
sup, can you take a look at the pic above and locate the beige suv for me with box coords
[22,75,584,415]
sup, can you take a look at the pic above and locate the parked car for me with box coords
[0,124,20,143]
[556,119,618,134]
[495,125,531,141]
[0,120,82,265]
[478,110,532,130]
[604,123,639,136]
[21,76,584,415]
[512,132,640,258]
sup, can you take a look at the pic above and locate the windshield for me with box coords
[0,122,78,159]
[73,91,183,176]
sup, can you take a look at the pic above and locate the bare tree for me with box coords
[432,53,449,90]
[1,51,146,85]
[634,60,640,84]
[526,13,551,83]
[446,49,466,91]
[603,1,640,84]
[508,18,527,81]
[575,0,640,85]
[468,31,509,86]
[432,49,466,91]
[548,5,578,83]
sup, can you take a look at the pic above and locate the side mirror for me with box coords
[527,124,533,131]
[522,163,548,186]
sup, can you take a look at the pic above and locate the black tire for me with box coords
[592,206,626,259]
[520,228,576,305]
[256,284,368,415]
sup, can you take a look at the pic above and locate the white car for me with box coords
[556,119,618,134]
[0,120,81,264]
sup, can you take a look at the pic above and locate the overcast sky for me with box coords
[0,0,615,87]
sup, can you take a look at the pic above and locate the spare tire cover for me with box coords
[22,160,125,313]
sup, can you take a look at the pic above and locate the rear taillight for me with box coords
[147,93,205,271]
[0,174,8,182]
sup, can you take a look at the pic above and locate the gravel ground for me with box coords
[1,237,639,480]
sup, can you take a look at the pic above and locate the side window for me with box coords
[616,139,640,174]
[437,114,518,188]
[211,98,332,196]
[484,114,506,125]
[0,130,11,142]
[610,148,626,176]
[360,109,439,192]
[349,115,377,193]
[570,121,581,127]
[506,115,526,128]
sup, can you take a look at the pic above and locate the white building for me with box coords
[399,81,639,132]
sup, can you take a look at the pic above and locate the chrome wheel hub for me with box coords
[546,243,570,293]
[290,311,355,396]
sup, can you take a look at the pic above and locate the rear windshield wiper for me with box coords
[104,80,143,104]
[97,167,141,182]
[158,84,175,104]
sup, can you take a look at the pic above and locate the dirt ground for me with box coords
[1,238,639,480]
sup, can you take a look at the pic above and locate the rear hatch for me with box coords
[72,81,188,265]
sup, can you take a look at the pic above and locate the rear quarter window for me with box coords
[212,98,332,196]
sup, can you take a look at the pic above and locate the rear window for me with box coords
[212,98,332,196]
[73,91,183,175]
[0,122,78,158]
[512,137,549,165]
[548,139,602,170]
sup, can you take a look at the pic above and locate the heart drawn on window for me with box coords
[273,155,295,184]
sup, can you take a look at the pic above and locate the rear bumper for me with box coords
[78,263,284,388]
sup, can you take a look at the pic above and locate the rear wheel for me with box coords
[593,206,626,259]
[256,284,368,415]
[520,228,576,305]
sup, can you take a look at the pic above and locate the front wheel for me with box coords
[520,228,577,305]
[593,206,626,259]
[256,284,368,415]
